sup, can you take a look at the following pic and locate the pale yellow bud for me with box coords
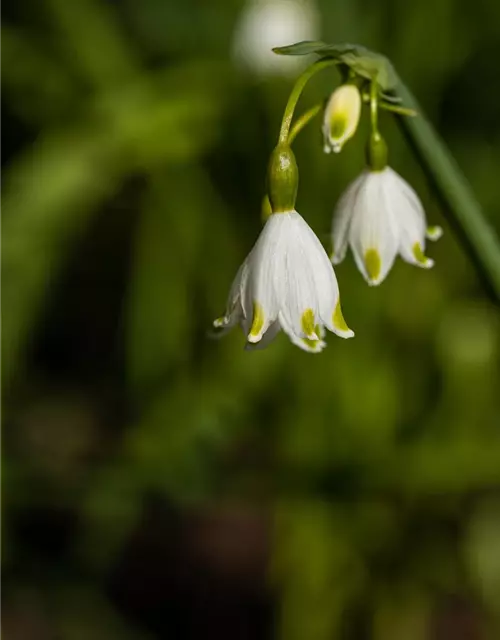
[323,84,362,153]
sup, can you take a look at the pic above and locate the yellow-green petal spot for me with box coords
[426,225,443,241]
[302,338,319,350]
[412,242,428,264]
[301,308,316,337]
[364,248,381,282]
[332,300,349,332]
[302,324,321,349]
[330,115,348,140]
[249,302,265,338]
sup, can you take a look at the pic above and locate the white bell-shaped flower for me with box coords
[214,210,354,353]
[331,166,442,286]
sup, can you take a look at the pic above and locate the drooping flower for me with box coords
[331,165,442,285]
[322,84,362,153]
[214,210,354,352]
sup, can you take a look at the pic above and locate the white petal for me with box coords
[387,168,432,242]
[245,215,281,343]
[348,169,399,285]
[213,254,250,330]
[294,214,353,338]
[286,212,355,339]
[331,172,366,264]
[386,170,434,269]
[279,312,326,353]
[244,320,281,350]
[270,212,322,340]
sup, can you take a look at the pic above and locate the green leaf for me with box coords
[273,41,399,91]
[394,77,500,301]
[2,65,225,391]
[272,40,333,56]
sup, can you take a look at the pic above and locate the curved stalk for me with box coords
[278,58,337,145]
[288,102,323,144]
[394,78,500,301]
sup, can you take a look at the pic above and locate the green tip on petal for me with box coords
[301,323,323,350]
[301,338,323,351]
[301,308,317,338]
[248,301,265,340]
[426,225,443,241]
[332,300,354,337]
[364,248,382,283]
[330,115,348,139]
[329,116,348,151]
[412,242,434,268]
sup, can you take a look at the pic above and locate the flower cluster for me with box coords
[325,86,442,286]
[213,60,442,353]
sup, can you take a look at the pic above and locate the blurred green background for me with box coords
[3,0,500,638]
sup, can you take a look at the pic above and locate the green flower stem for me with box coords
[395,78,500,301]
[288,102,323,144]
[369,81,379,136]
[278,58,337,145]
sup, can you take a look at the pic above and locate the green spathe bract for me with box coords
[273,41,398,93]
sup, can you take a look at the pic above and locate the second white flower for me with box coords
[332,167,442,285]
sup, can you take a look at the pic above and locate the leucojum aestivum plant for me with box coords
[214,42,500,353]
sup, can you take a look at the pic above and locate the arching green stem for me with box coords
[394,77,500,301]
[278,58,337,145]
[288,102,323,145]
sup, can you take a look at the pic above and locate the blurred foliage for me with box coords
[2,0,500,638]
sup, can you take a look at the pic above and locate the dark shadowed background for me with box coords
[2,0,500,638]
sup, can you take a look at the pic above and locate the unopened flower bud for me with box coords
[323,84,362,153]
